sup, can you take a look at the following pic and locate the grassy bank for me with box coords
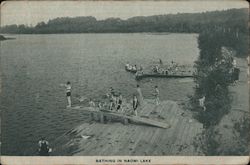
[190,29,249,155]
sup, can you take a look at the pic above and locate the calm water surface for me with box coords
[0,33,199,155]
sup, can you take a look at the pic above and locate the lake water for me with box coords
[0,33,199,155]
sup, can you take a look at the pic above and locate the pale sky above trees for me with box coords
[1,0,247,26]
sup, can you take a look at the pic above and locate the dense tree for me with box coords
[0,8,248,35]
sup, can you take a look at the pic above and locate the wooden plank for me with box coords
[97,125,126,155]
[128,116,170,128]
[71,106,170,129]
[84,124,116,155]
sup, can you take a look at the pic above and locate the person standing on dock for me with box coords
[116,93,123,112]
[133,94,139,116]
[136,84,144,106]
[89,98,96,107]
[60,81,72,108]
[154,85,160,106]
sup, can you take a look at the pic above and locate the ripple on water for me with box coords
[1,33,198,155]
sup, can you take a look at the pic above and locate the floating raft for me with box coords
[70,106,170,129]
[135,73,193,80]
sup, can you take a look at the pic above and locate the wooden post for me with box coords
[99,112,104,123]
[123,118,129,125]
[105,115,111,123]
[90,112,94,121]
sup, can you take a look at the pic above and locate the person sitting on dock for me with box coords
[38,137,51,156]
[106,87,115,98]
[132,94,139,116]
[154,86,160,106]
[60,81,72,108]
[116,93,123,112]
[89,98,96,107]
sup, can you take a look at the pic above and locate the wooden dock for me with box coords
[135,73,193,80]
[54,99,203,156]
[70,106,170,129]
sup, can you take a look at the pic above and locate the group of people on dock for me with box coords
[61,81,160,116]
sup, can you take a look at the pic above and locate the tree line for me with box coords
[0,8,248,35]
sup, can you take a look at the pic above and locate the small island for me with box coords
[0,34,15,41]
[0,34,7,40]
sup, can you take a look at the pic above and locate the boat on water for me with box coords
[125,65,137,73]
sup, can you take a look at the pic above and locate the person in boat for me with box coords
[89,98,96,107]
[128,64,133,70]
[61,81,72,108]
[136,84,144,106]
[38,137,51,156]
[139,65,143,71]
[132,94,139,116]
[125,62,130,69]
[154,85,160,106]
[132,65,137,71]
[116,93,123,111]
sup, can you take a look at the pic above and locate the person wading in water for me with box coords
[38,137,51,156]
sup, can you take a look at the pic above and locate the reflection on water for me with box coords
[1,33,199,155]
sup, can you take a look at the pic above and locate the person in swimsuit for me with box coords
[116,93,123,111]
[154,85,160,106]
[61,81,72,108]
[109,94,116,111]
[136,84,144,106]
[132,94,139,116]
[89,98,96,107]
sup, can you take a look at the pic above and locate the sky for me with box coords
[0,0,248,26]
